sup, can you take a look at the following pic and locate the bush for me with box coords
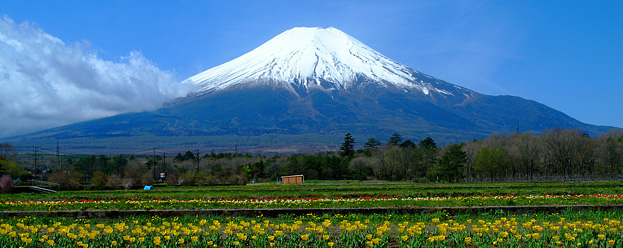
[0,175,13,193]
[124,166,148,189]
[107,174,123,189]
[179,172,196,186]
[141,174,154,186]
[18,171,34,182]
[48,171,81,190]
[92,171,108,189]
[122,178,133,190]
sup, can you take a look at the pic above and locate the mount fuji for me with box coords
[187,27,465,98]
[7,27,611,153]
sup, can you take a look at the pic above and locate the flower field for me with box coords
[2,182,623,247]
[1,194,622,211]
[1,210,622,247]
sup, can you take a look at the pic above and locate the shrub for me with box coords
[166,175,176,186]
[122,178,133,190]
[48,171,81,190]
[179,172,196,186]
[124,166,147,189]
[0,175,13,193]
[107,174,123,189]
[92,171,108,189]
[141,174,154,186]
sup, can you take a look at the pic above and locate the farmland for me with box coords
[3,180,623,247]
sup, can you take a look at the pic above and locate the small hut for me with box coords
[281,175,304,185]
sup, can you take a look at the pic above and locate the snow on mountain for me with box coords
[185,27,459,96]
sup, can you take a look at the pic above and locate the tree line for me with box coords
[1,128,622,190]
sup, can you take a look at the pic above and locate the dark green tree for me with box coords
[174,153,184,161]
[473,147,510,181]
[364,138,382,150]
[74,155,96,182]
[416,137,439,179]
[400,140,416,148]
[0,143,17,162]
[437,144,467,182]
[419,137,437,149]
[388,133,403,146]
[112,155,128,176]
[183,151,196,161]
[340,133,356,157]
[249,160,265,179]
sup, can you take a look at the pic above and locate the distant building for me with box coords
[281,175,304,185]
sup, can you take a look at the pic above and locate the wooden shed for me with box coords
[281,175,304,185]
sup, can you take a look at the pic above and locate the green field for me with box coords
[4,181,623,212]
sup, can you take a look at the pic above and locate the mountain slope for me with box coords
[5,27,614,153]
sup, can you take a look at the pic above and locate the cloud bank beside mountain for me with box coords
[0,16,194,138]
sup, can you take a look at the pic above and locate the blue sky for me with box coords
[0,0,621,137]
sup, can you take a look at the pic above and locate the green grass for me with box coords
[2,181,623,211]
[9,181,623,202]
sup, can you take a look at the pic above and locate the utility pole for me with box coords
[56,142,62,171]
[234,142,238,155]
[162,152,166,179]
[195,149,200,173]
[33,146,38,180]
[152,148,156,181]
[516,121,519,136]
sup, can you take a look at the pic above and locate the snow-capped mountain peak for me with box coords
[185,27,462,96]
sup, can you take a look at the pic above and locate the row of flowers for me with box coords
[0,194,622,205]
[2,194,621,208]
[0,212,621,247]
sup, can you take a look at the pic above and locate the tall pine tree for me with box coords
[340,133,355,157]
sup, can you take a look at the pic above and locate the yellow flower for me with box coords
[401,235,408,241]
[608,240,615,245]
[328,242,335,247]
[111,240,117,246]
[301,234,309,241]
[270,242,275,247]
[465,237,472,244]
[323,235,330,240]
[233,241,239,246]
[47,239,54,246]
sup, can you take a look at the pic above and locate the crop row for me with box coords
[1,194,622,211]
[8,181,623,203]
[1,210,623,247]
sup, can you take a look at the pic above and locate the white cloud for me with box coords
[0,16,194,138]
